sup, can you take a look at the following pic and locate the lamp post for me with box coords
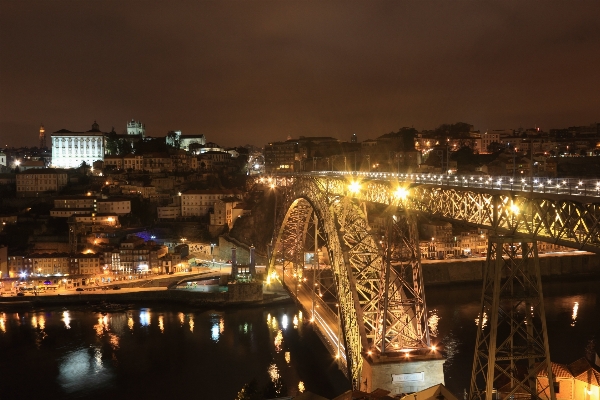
[210,243,216,268]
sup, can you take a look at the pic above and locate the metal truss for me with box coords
[268,176,431,387]
[409,186,600,253]
[259,176,600,253]
[378,212,430,353]
[469,237,555,400]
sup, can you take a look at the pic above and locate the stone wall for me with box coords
[422,253,600,285]
[227,282,263,302]
[361,355,445,396]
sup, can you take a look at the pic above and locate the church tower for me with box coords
[39,124,46,149]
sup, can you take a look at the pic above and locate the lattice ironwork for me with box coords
[257,176,600,253]
[268,176,431,387]
[377,213,430,353]
[469,237,555,400]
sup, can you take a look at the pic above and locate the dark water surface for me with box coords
[0,277,598,399]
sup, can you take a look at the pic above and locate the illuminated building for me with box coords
[51,121,106,168]
[126,119,145,137]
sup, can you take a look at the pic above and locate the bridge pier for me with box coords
[360,352,445,396]
[470,236,555,400]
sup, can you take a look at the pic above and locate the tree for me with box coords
[435,122,473,138]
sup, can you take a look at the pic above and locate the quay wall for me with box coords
[0,283,264,308]
[422,253,600,285]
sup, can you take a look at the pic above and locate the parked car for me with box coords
[17,292,25,296]
[113,286,121,290]
[76,288,84,292]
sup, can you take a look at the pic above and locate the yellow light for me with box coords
[394,187,408,200]
[510,202,520,215]
[431,345,437,351]
[348,181,361,194]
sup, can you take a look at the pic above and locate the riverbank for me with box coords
[0,284,292,310]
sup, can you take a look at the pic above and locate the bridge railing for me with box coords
[266,171,600,198]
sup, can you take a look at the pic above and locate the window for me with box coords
[553,381,560,394]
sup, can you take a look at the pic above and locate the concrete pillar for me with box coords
[360,353,445,396]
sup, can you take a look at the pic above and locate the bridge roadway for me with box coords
[274,263,347,367]
[305,170,600,199]
[265,170,600,254]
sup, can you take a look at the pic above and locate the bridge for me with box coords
[259,171,600,399]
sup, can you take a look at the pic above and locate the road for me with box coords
[274,263,347,365]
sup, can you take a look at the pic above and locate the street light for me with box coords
[210,243,216,268]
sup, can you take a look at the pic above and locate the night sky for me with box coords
[1,1,599,148]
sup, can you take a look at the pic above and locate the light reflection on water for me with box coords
[139,308,150,327]
[58,348,114,394]
[62,311,71,329]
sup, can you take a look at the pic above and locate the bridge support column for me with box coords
[360,352,445,396]
[470,236,555,400]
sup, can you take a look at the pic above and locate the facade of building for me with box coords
[16,169,68,197]
[264,141,297,172]
[25,253,70,276]
[181,189,241,217]
[70,253,102,276]
[73,213,119,227]
[0,151,6,166]
[537,358,600,400]
[96,199,131,215]
[126,120,145,137]
[51,122,106,168]
[210,197,243,228]
[157,205,181,220]
[104,237,168,274]
[7,255,25,278]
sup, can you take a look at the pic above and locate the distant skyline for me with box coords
[1,1,599,148]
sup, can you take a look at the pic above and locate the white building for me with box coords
[51,121,106,168]
[0,151,6,167]
[127,120,145,137]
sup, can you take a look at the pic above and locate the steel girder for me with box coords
[470,237,555,400]
[261,176,600,253]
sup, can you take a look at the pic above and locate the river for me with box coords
[0,277,598,399]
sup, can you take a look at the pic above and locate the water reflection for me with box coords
[211,321,220,342]
[293,315,299,329]
[428,309,440,337]
[571,302,579,327]
[159,315,164,333]
[189,315,194,332]
[474,311,488,329]
[274,330,283,352]
[63,311,71,329]
[285,351,291,364]
[58,347,114,393]
[0,313,5,333]
[298,381,305,393]
[178,312,185,326]
[139,309,151,327]
[127,313,134,331]
[94,315,109,337]
[268,363,280,381]
[282,314,288,330]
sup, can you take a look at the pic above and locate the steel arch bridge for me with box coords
[262,173,600,395]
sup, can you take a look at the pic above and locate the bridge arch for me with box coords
[269,177,430,386]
